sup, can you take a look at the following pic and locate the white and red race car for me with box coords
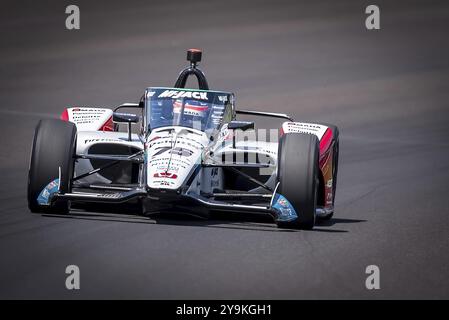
[27,49,339,229]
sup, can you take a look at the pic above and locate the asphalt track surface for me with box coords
[1,0,449,299]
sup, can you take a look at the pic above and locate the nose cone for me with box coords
[146,127,208,190]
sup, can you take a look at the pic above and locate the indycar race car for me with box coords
[27,49,339,229]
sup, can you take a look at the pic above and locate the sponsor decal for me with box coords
[146,129,209,190]
[211,105,225,125]
[158,90,208,100]
[37,179,60,205]
[272,193,298,222]
[153,180,172,186]
[149,137,201,150]
[96,193,121,199]
[173,99,209,116]
[156,165,180,172]
[218,125,232,141]
[84,138,122,144]
[283,122,328,140]
[153,172,178,179]
[153,146,194,157]
[150,157,191,168]
[67,107,113,130]
[278,197,289,208]
[326,192,333,204]
[218,95,228,102]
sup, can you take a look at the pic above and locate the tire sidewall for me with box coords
[27,119,77,213]
[276,133,319,229]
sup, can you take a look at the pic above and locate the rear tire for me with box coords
[276,133,319,229]
[27,119,77,213]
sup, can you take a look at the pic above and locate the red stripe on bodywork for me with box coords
[99,116,114,131]
[154,172,178,179]
[319,128,333,156]
[185,105,208,111]
[60,109,69,121]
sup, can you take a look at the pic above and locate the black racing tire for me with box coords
[276,133,319,229]
[27,119,77,214]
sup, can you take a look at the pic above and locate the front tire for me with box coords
[27,119,77,213]
[276,133,319,229]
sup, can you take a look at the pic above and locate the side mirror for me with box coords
[113,112,140,124]
[112,112,140,141]
[228,120,254,131]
